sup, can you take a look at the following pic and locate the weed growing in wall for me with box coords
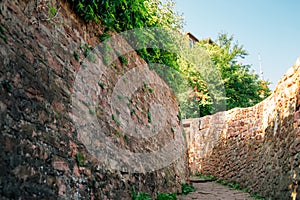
[48,6,57,19]
[76,153,86,166]
[147,109,152,123]
[112,114,121,126]
[73,51,80,61]
[0,24,7,42]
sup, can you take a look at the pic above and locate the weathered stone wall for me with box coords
[184,58,300,199]
[0,0,188,199]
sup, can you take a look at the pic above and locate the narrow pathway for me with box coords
[178,178,255,200]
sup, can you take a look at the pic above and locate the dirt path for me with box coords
[178,178,255,200]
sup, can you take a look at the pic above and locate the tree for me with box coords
[179,33,271,118]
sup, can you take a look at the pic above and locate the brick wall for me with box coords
[0,0,188,199]
[184,57,300,199]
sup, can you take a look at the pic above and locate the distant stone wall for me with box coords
[0,0,188,199]
[184,57,300,199]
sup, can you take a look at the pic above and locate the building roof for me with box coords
[186,32,199,42]
[186,32,214,45]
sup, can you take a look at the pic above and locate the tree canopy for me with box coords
[178,34,271,118]
[200,34,271,112]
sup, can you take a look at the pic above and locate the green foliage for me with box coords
[48,6,57,19]
[133,192,152,200]
[215,178,265,199]
[132,185,178,200]
[76,153,86,166]
[228,182,241,190]
[73,51,80,61]
[216,178,227,185]
[179,183,196,195]
[130,109,136,116]
[98,43,112,66]
[89,108,95,115]
[0,24,5,33]
[132,186,152,200]
[103,55,110,66]
[68,0,184,96]
[81,44,96,62]
[197,173,216,180]
[250,193,266,200]
[177,94,200,119]
[148,87,154,93]
[179,33,271,117]
[112,114,121,126]
[170,127,174,133]
[124,134,129,142]
[0,24,7,42]
[142,82,148,93]
[1,80,13,92]
[98,81,105,89]
[147,109,152,123]
[119,55,128,65]
[177,111,182,122]
[157,192,177,200]
[69,0,183,31]
[198,33,271,111]
[98,32,110,42]
[117,95,124,100]
[116,130,121,137]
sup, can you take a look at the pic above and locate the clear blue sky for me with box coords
[174,0,300,90]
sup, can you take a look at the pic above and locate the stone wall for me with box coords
[184,57,300,199]
[0,0,188,199]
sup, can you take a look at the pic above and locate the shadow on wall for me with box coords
[184,57,300,199]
